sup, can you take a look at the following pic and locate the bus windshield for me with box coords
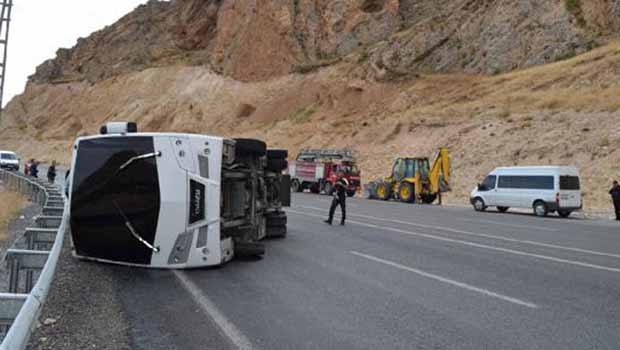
[70,136,161,265]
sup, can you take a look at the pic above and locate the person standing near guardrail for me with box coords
[47,160,57,184]
[24,158,32,176]
[30,160,39,178]
[610,180,620,221]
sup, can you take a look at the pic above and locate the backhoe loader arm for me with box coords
[429,147,451,193]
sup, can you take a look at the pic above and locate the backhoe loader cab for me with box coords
[368,148,451,204]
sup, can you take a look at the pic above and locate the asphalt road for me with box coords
[84,192,619,350]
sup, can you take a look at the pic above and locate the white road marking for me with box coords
[456,217,558,232]
[293,205,620,259]
[287,210,620,273]
[174,271,253,350]
[350,251,538,309]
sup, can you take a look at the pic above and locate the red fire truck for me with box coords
[288,149,361,197]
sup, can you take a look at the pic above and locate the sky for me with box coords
[3,0,152,107]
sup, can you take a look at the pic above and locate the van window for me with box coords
[560,176,580,190]
[498,175,554,190]
[0,153,16,160]
[479,175,496,191]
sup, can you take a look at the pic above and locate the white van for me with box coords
[470,166,582,218]
[0,150,19,171]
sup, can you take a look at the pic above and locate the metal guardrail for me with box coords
[0,170,66,350]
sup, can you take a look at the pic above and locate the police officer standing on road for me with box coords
[609,180,620,221]
[325,174,349,226]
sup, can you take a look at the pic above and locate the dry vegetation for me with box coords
[0,190,27,242]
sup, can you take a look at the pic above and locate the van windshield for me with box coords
[560,176,580,190]
[480,175,496,191]
[0,153,16,160]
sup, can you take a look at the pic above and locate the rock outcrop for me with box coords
[28,0,620,84]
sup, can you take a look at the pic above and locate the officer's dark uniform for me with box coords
[609,182,620,221]
[325,178,348,225]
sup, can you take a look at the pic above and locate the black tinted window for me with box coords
[560,176,580,190]
[498,175,554,189]
[480,175,496,191]
[1,153,16,160]
[70,137,160,265]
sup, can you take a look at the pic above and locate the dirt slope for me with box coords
[1,0,619,212]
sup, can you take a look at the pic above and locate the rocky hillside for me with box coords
[1,0,620,212]
[27,0,620,84]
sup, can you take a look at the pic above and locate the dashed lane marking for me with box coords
[293,205,620,259]
[287,210,620,274]
[351,251,538,309]
[456,217,558,232]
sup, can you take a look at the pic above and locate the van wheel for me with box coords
[533,201,548,217]
[291,179,302,192]
[473,198,486,212]
[497,206,509,213]
[558,210,572,218]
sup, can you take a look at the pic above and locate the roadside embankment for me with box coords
[0,189,28,243]
[0,183,41,293]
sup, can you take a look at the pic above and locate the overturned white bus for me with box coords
[68,122,290,268]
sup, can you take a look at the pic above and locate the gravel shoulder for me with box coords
[26,233,133,350]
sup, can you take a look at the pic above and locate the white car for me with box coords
[0,150,20,171]
[68,122,290,269]
[470,166,582,218]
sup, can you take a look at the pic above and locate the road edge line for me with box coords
[173,270,253,350]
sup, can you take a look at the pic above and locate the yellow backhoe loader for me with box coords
[366,148,451,204]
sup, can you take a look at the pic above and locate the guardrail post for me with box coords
[0,294,28,337]
[7,259,19,294]
[24,272,33,294]
[5,250,50,294]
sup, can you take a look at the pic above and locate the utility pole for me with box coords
[0,0,12,117]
